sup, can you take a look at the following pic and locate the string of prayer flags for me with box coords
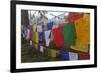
[21,10,91,61]
[62,22,76,46]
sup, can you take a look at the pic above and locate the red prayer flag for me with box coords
[68,12,83,22]
[52,27,65,48]
[79,53,90,60]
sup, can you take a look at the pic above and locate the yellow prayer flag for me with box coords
[51,49,56,58]
[35,32,38,49]
[75,13,90,45]
[33,24,36,32]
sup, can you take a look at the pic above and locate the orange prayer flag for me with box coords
[75,13,90,45]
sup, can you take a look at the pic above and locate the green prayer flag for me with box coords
[62,22,76,46]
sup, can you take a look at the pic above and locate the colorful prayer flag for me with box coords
[75,13,90,45]
[44,30,51,47]
[35,32,39,49]
[68,12,83,22]
[62,22,76,46]
[51,49,56,58]
[52,27,65,48]
[62,51,69,60]
[79,53,90,60]
[69,52,78,60]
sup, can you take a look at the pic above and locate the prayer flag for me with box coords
[79,53,90,60]
[62,22,76,46]
[62,51,69,60]
[35,32,39,49]
[69,52,78,60]
[68,12,83,22]
[52,27,65,48]
[44,30,51,47]
[75,13,90,45]
[51,49,56,58]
